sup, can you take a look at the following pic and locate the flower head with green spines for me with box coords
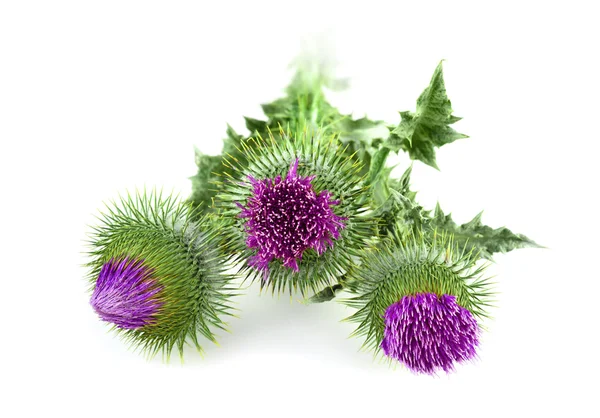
[342,231,493,374]
[86,191,236,360]
[236,158,347,275]
[217,129,375,296]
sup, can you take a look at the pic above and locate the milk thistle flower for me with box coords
[90,257,163,330]
[381,293,479,374]
[236,158,347,275]
[86,191,235,359]
[218,130,374,295]
[343,233,492,374]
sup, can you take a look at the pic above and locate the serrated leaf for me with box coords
[336,116,387,144]
[393,164,418,202]
[373,166,429,237]
[429,203,542,259]
[386,61,468,169]
[222,124,245,155]
[244,116,268,134]
[335,116,388,177]
[366,147,390,186]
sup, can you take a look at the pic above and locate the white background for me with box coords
[1,1,598,417]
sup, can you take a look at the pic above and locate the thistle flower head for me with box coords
[343,234,492,374]
[237,158,346,274]
[219,130,374,295]
[381,292,479,375]
[90,257,162,330]
[86,191,235,359]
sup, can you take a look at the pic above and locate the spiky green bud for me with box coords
[86,191,236,360]
[342,231,493,366]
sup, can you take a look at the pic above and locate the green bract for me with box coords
[86,191,236,359]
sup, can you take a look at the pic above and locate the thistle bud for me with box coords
[343,234,492,374]
[86,192,235,359]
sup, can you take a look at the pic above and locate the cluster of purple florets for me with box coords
[381,292,479,374]
[90,257,162,330]
[236,159,346,275]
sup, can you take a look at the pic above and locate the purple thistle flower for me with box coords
[90,257,163,330]
[236,158,347,276]
[381,293,479,374]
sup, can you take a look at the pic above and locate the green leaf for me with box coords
[188,149,223,214]
[222,124,245,155]
[372,165,540,260]
[244,116,269,135]
[366,147,390,186]
[429,203,542,259]
[374,167,429,238]
[305,283,343,304]
[386,61,468,169]
[392,163,418,202]
[335,116,387,144]
[256,66,339,137]
[335,116,388,177]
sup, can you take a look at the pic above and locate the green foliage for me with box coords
[305,283,343,304]
[371,165,539,261]
[86,56,541,364]
[366,147,391,187]
[185,57,538,304]
[342,233,493,356]
[86,191,236,360]
[246,68,387,163]
[188,150,222,214]
[385,61,468,169]
[222,124,246,157]
[428,204,542,260]
[188,125,248,215]
[369,164,428,238]
[217,129,376,296]
[188,62,387,216]
[335,117,388,177]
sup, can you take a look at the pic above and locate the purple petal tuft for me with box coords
[238,158,347,277]
[90,257,163,329]
[381,293,479,374]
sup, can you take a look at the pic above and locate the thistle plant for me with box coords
[86,191,236,359]
[85,54,539,371]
